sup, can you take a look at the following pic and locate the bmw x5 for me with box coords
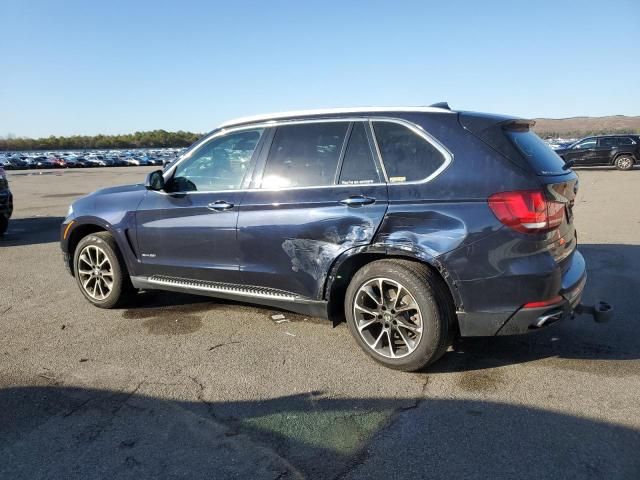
[61,105,610,371]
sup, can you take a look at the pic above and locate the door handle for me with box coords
[207,200,234,211]
[339,195,375,207]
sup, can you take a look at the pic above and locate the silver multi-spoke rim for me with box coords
[618,157,632,169]
[353,277,423,359]
[77,245,114,300]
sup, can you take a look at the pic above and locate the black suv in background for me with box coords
[555,135,639,170]
[0,166,13,235]
[61,106,610,371]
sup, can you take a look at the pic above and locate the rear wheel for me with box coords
[0,217,7,236]
[73,232,135,308]
[345,259,455,371]
[614,155,634,171]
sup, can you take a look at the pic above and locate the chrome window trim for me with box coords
[162,116,453,194]
[369,118,453,186]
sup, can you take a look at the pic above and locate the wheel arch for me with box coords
[65,217,137,276]
[324,246,460,325]
[611,152,636,165]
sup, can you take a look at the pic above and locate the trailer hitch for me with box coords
[575,301,613,323]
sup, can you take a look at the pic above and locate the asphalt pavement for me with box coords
[0,166,638,479]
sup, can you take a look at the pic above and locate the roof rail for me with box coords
[218,106,454,128]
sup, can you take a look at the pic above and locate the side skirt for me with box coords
[130,275,329,319]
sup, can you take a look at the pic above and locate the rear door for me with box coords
[237,120,388,299]
[595,137,618,164]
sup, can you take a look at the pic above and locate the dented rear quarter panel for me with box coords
[366,112,544,305]
[237,183,389,299]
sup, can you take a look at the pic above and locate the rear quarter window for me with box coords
[372,121,447,183]
[505,130,567,175]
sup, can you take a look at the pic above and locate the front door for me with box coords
[135,128,265,282]
[237,121,389,299]
[566,137,597,165]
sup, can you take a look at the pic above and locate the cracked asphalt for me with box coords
[1,166,639,479]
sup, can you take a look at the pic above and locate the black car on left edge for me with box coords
[555,135,640,170]
[0,166,13,235]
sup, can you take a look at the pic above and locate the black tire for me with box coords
[0,217,7,236]
[614,155,634,171]
[345,259,456,371]
[73,232,135,308]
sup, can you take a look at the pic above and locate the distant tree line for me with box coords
[0,130,204,151]
[3,126,639,151]
[535,127,640,139]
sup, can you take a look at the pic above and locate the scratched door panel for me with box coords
[237,184,388,299]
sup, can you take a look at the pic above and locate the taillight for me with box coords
[523,295,563,309]
[488,190,564,234]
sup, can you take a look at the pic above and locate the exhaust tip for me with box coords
[532,310,563,329]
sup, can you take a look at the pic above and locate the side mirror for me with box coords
[145,170,165,191]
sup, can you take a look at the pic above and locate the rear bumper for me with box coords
[496,272,586,335]
[457,250,587,336]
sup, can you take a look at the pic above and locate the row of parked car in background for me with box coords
[0,148,184,170]
[2,134,638,172]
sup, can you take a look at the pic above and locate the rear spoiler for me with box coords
[458,111,534,135]
[502,119,536,132]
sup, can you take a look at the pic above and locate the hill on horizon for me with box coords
[532,115,640,138]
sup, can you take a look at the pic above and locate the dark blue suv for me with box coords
[61,106,601,371]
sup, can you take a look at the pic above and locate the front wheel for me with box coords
[614,155,634,171]
[0,217,7,236]
[73,232,135,308]
[345,259,455,371]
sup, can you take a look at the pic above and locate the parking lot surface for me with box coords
[1,166,639,479]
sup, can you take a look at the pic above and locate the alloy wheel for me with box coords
[77,245,114,300]
[353,277,423,359]
[617,157,632,169]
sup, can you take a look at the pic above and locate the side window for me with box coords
[170,129,263,192]
[574,138,596,149]
[339,123,380,185]
[598,137,618,148]
[618,137,635,145]
[261,122,349,188]
[373,121,446,183]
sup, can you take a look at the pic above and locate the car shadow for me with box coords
[0,216,65,247]
[0,385,638,479]
[124,242,640,374]
[4,214,637,374]
[109,241,640,374]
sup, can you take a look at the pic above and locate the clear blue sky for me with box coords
[1,0,638,138]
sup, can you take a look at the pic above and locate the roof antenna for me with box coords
[429,102,451,110]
